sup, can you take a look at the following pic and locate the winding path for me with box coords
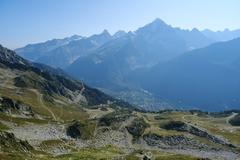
[80,81,85,95]
[226,112,238,125]
[30,89,57,121]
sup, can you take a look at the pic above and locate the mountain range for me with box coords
[15,18,240,111]
[16,19,214,69]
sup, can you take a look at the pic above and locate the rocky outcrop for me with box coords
[126,118,149,139]
[161,121,235,148]
[0,96,34,117]
[229,114,240,126]
[66,121,82,139]
[98,110,131,129]
[66,120,94,139]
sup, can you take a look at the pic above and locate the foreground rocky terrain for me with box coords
[1,106,240,160]
[0,45,240,160]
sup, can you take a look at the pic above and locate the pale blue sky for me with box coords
[1,0,240,49]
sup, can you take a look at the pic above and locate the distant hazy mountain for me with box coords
[15,30,113,68]
[67,18,214,87]
[130,38,240,111]
[202,29,240,42]
[113,30,127,39]
[16,18,213,70]
[15,35,83,61]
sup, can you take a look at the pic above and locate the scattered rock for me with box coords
[143,133,207,150]
[10,124,68,146]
